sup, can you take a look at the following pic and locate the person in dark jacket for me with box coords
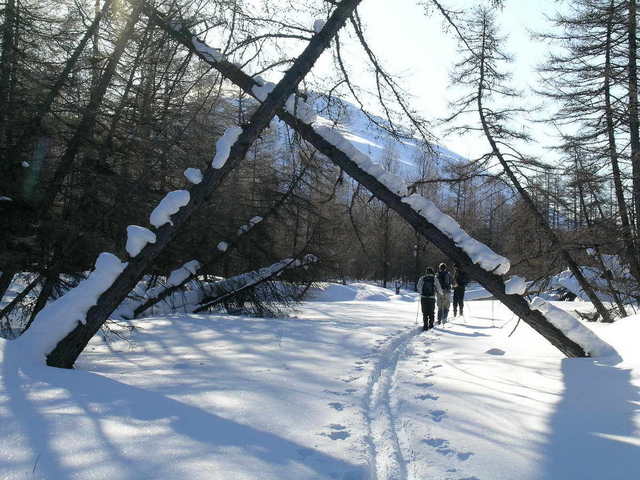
[452,264,469,317]
[437,263,452,324]
[416,267,442,330]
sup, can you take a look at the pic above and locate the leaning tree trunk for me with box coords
[629,0,640,233]
[475,25,612,323]
[605,0,640,286]
[141,5,587,358]
[45,0,365,368]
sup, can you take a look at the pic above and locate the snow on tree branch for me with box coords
[149,190,190,228]
[194,254,318,313]
[530,298,616,358]
[212,127,243,169]
[184,167,203,184]
[504,275,526,295]
[11,253,127,364]
[167,260,202,287]
[126,226,157,257]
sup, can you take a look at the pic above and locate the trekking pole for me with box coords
[491,299,495,327]
[415,298,420,325]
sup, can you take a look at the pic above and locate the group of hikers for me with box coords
[416,263,469,331]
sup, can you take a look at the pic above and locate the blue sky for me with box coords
[354,0,562,160]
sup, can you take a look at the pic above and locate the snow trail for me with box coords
[364,326,420,480]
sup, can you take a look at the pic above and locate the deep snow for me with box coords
[1,283,639,479]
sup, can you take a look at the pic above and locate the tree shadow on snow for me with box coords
[2,357,365,480]
[544,357,640,479]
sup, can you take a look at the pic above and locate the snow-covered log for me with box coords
[145,9,594,357]
[193,255,319,313]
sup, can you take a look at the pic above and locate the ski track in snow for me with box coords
[363,326,421,480]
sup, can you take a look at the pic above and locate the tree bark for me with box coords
[45,0,364,368]
[142,6,587,358]
[629,0,640,232]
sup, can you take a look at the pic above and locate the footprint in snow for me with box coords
[485,348,505,355]
[416,393,439,401]
[415,382,434,388]
[321,424,351,440]
[430,409,447,422]
[423,438,474,461]
[324,388,356,397]
[328,402,345,411]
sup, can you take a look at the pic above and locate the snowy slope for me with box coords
[279,96,467,180]
[1,284,639,479]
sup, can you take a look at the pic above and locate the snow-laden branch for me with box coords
[149,190,190,228]
[530,298,616,358]
[126,226,157,257]
[10,253,127,364]
[193,254,318,313]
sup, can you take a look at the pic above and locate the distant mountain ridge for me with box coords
[306,97,468,180]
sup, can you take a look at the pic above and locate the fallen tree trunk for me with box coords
[134,169,305,318]
[193,255,318,313]
[145,6,589,357]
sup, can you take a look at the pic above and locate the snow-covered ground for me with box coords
[1,282,639,479]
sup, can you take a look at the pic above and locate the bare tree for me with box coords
[446,6,613,322]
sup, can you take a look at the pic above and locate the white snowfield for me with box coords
[1,283,639,479]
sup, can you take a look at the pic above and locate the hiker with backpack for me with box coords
[437,263,452,324]
[416,267,442,330]
[452,264,469,317]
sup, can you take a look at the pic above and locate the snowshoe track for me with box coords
[364,327,420,480]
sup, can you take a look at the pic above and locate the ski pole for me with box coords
[415,298,420,325]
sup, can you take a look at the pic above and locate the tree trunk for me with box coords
[605,0,640,285]
[629,0,640,233]
[0,0,16,172]
[475,20,612,323]
[45,0,364,368]
[143,7,587,358]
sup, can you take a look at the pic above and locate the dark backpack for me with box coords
[421,275,435,297]
[456,270,468,287]
[438,270,451,290]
